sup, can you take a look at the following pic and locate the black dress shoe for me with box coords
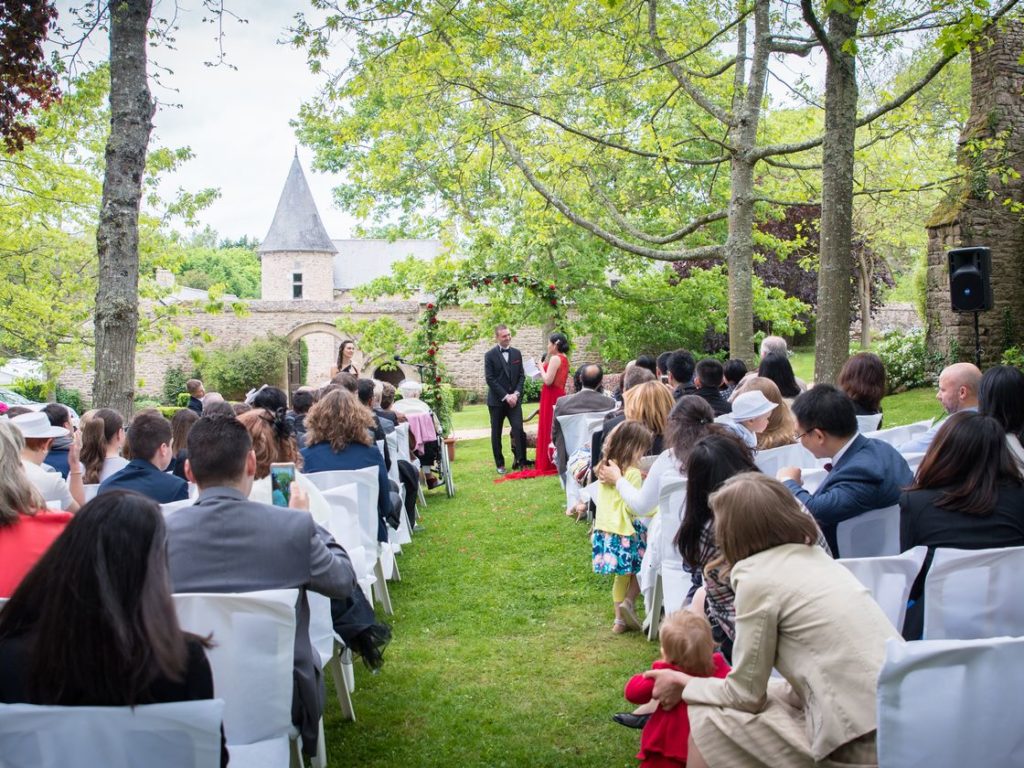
[496,466,507,475]
[612,712,650,729]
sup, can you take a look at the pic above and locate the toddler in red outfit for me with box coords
[624,611,730,767]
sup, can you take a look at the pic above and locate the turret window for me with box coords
[292,272,303,299]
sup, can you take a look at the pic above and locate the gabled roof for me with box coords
[258,154,338,255]
[331,239,443,291]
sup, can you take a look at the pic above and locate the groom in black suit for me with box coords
[484,324,529,474]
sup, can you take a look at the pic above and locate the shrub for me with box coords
[1002,346,1024,369]
[875,329,943,393]
[522,376,542,403]
[162,365,197,406]
[198,336,289,401]
[9,380,84,413]
[176,392,190,408]
[451,387,472,412]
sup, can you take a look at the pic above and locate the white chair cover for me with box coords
[837,547,927,632]
[864,418,932,448]
[877,635,1024,767]
[800,467,828,494]
[391,397,430,415]
[393,423,412,463]
[753,442,821,476]
[83,483,100,502]
[645,478,688,640]
[173,590,298,762]
[923,545,1024,640]
[557,410,612,508]
[901,451,926,474]
[0,700,225,768]
[161,499,194,518]
[855,413,883,433]
[319,482,376,604]
[834,504,901,558]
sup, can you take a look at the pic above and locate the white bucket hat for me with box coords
[731,390,778,422]
[11,411,69,439]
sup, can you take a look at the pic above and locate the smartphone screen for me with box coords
[269,462,296,507]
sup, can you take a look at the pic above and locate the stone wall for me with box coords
[850,302,922,336]
[59,298,599,403]
[261,251,335,302]
[925,22,1024,364]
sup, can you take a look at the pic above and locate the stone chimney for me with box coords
[925,22,1024,365]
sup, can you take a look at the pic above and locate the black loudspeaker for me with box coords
[948,246,993,312]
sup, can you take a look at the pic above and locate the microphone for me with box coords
[394,355,426,369]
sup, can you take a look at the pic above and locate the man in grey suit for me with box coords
[165,416,357,757]
[550,363,616,477]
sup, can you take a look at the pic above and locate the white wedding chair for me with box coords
[309,591,356,731]
[161,499,194,518]
[754,442,821,476]
[837,547,927,632]
[319,482,376,605]
[83,483,100,502]
[306,468,395,613]
[877,635,1024,767]
[855,413,883,433]
[557,410,613,510]
[834,504,901,558]
[647,477,688,640]
[0,700,225,768]
[901,451,926,474]
[923,545,1024,640]
[173,589,302,767]
[864,418,932,448]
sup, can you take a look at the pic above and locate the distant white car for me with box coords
[0,387,80,427]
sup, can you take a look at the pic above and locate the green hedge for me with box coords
[198,336,289,401]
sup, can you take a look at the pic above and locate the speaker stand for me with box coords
[973,311,982,368]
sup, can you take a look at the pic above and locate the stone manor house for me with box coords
[61,154,552,400]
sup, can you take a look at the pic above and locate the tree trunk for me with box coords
[814,9,859,384]
[93,0,153,415]
[727,156,756,364]
[859,256,872,349]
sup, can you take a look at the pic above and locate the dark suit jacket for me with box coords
[484,345,525,408]
[551,389,616,475]
[187,396,204,415]
[165,486,357,751]
[784,434,913,555]
[695,386,732,416]
[98,458,189,504]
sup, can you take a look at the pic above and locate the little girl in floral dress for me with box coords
[592,420,655,634]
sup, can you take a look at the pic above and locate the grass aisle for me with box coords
[323,437,649,767]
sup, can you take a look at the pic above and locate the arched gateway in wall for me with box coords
[284,320,417,391]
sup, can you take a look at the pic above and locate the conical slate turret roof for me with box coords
[258,153,338,254]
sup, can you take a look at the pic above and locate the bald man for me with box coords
[900,362,982,453]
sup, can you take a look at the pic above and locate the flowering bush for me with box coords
[875,329,943,393]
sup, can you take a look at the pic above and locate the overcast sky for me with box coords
[56,1,355,242]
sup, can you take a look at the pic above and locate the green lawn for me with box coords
[323,437,650,767]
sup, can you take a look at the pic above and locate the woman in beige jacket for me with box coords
[647,473,901,767]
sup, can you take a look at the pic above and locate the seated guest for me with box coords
[231,402,251,417]
[590,366,655,471]
[667,350,697,400]
[99,409,188,504]
[623,380,674,456]
[715,390,776,450]
[900,362,981,453]
[169,407,198,480]
[732,377,796,449]
[378,382,406,424]
[301,389,391,543]
[779,384,913,555]
[692,359,731,416]
[648,473,898,767]
[656,352,672,384]
[41,404,79,479]
[978,364,1024,470]
[634,354,658,377]
[0,419,71,597]
[239,409,393,670]
[186,378,205,415]
[170,415,358,758]
[290,387,317,446]
[552,363,616,476]
[757,352,802,403]
[721,359,747,399]
[80,408,128,484]
[900,411,1024,639]
[11,411,83,512]
[201,391,226,413]
[203,399,235,419]
[0,491,227,767]
[837,351,886,424]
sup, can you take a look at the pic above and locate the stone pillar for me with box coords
[925,22,1024,365]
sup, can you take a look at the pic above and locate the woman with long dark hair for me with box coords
[169,407,199,480]
[530,332,570,475]
[978,364,1024,469]
[899,411,1024,638]
[0,491,226,764]
[757,352,801,401]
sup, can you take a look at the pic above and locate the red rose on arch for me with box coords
[435,376,442,383]
[550,299,558,306]
[549,284,556,290]
[427,349,435,356]
[426,303,435,310]
[430,317,438,325]
[483,278,492,285]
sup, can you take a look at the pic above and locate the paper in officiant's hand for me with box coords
[524,358,543,379]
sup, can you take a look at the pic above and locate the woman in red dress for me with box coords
[535,333,570,474]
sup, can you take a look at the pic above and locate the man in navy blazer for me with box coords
[778,384,913,556]
[483,323,528,473]
[99,409,188,503]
